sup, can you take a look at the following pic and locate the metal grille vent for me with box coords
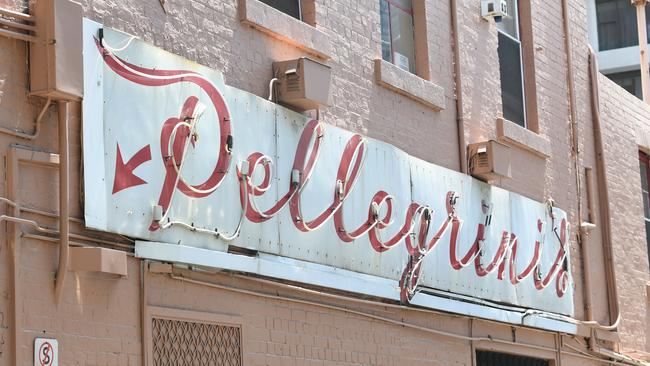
[476,350,550,366]
[476,152,489,167]
[286,74,300,92]
[152,317,241,366]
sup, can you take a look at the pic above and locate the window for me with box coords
[596,0,650,51]
[606,69,647,100]
[380,0,416,73]
[639,152,650,268]
[259,0,301,20]
[476,350,550,366]
[497,0,526,127]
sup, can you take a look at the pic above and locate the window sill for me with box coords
[238,0,331,60]
[374,59,446,111]
[496,117,550,158]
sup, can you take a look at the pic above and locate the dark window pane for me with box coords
[380,0,392,63]
[596,0,650,51]
[606,70,643,99]
[498,32,526,127]
[259,0,301,20]
[476,351,549,366]
[646,220,650,267]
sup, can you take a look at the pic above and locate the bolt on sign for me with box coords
[34,338,58,366]
[82,19,574,318]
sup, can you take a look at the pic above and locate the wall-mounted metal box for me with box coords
[272,57,331,111]
[29,0,83,101]
[468,140,511,182]
[69,247,128,277]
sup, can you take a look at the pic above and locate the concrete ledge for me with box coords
[374,59,446,111]
[496,117,551,158]
[238,0,331,60]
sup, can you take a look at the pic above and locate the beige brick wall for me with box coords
[598,74,650,353]
[0,0,647,363]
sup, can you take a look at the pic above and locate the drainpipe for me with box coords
[54,101,69,305]
[588,48,621,334]
[450,0,467,174]
[141,260,150,365]
[633,0,650,103]
[582,167,596,348]
[560,0,584,236]
[6,148,20,365]
[580,174,597,350]
[0,97,51,140]
[560,0,598,344]
[561,0,595,348]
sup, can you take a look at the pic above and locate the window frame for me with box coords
[595,0,650,51]
[258,0,302,21]
[639,151,650,270]
[497,0,527,128]
[476,350,551,366]
[496,0,540,133]
[380,0,417,74]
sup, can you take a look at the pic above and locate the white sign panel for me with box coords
[82,20,574,316]
[34,338,58,366]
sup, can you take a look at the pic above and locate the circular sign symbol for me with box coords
[39,341,54,366]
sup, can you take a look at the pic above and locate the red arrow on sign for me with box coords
[112,143,152,194]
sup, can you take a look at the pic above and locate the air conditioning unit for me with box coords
[481,0,508,23]
[272,57,331,111]
[468,140,511,182]
[29,0,83,101]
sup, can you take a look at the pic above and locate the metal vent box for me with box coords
[30,0,83,101]
[273,57,331,111]
[468,140,511,182]
[69,247,127,277]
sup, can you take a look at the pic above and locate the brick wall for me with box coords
[0,0,647,363]
[598,74,650,353]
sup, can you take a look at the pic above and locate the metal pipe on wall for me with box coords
[588,48,621,331]
[0,97,51,140]
[141,260,150,366]
[585,167,596,224]
[54,101,69,305]
[5,146,61,364]
[560,0,584,234]
[6,147,20,366]
[560,0,600,344]
[450,0,467,174]
[582,167,596,350]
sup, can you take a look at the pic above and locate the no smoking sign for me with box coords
[34,338,58,366]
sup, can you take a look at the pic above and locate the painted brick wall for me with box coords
[0,0,647,363]
[598,74,650,353]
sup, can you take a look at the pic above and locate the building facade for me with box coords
[587,0,650,99]
[0,0,649,365]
